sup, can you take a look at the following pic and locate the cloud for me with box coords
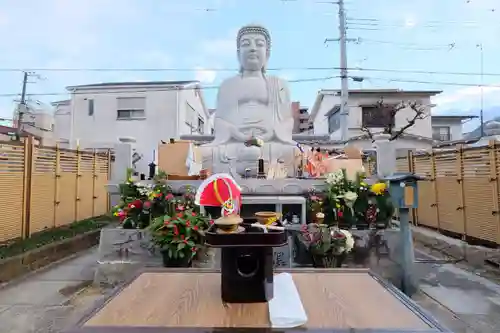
[194,68,217,84]
[432,85,500,113]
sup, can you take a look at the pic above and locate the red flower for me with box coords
[180,234,185,239]
[193,225,199,231]
[186,221,191,228]
[176,205,185,211]
[209,219,214,225]
[338,211,344,218]
[177,212,184,218]
[191,247,197,252]
[128,199,142,209]
[164,219,170,225]
[165,193,174,200]
[143,201,151,209]
[191,212,197,216]
[334,233,346,239]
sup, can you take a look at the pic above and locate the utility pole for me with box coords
[478,43,485,137]
[16,72,29,141]
[324,0,352,142]
[338,0,349,142]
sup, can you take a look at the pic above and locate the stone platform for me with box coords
[107,178,326,196]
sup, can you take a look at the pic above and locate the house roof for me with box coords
[51,99,70,106]
[348,132,435,144]
[431,114,478,120]
[309,88,443,122]
[0,125,41,139]
[66,80,198,91]
[321,89,442,96]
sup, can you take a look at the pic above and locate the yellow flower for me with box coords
[360,182,367,187]
[371,182,387,195]
[335,203,341,208]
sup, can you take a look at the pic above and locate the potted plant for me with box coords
[297,223,354,268]
[111,171,174,229]
[149,209,209,267]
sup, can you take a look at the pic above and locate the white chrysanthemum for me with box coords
[339,229,355,253]
[343,191,358,202]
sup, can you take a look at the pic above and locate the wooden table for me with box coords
[66,268,450,333]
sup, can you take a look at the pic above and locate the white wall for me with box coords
[431,118,463,141]
[313,93,434,139]
[56,84,206,174]
[53,102,71,142]
[178,86,211,135]
[70,88,177,173]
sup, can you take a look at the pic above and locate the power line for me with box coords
[0,66,500,77]
[1,75,498,99]
[0,75,340,98]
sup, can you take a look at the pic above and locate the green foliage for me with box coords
[306,169,393,228]
[0,216,111,259]
[148,210,209,259]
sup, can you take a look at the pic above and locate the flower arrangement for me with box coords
[111,169,175,229]
[298,223,354,267]
[148,209,211,267]
[306,169,394,229]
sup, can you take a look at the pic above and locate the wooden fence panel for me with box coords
[0,138,112,242]
[434,151,462,234]
[413,154,438,229]
[463,147,498,242]
[57,150,78,227]
[0,142,25,241]
[78,152,95,221]
[29,146,57,234]
[94,154,111,216]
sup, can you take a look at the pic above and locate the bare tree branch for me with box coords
[389,101,427,141]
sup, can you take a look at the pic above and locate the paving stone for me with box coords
[0,280,73,306]
[0,305,74,333]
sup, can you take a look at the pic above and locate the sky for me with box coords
[1,0,500,131]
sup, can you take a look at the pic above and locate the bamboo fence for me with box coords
[367,141,500,246]
[0,137,111,242]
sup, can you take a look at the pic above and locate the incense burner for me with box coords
[205,219,287,303]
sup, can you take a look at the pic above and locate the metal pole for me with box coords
[16,72,29,140]
[399,207,416,296]
[479,43,485,137]
[338,0,349,142]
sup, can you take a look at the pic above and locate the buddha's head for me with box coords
[237,24,271,73]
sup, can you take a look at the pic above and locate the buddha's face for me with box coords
[238,32,267,71]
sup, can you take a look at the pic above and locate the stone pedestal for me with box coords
[373,133,396,178]
[93,228,162,288]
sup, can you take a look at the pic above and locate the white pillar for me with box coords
[373,133,396,178]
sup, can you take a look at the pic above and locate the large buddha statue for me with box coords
[203,24,297,176]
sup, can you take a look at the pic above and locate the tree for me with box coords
[360,98,427,142]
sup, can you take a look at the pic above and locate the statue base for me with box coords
[200,142,297,178]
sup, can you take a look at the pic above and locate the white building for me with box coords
[431,115,477,142]
[308,89,442,150]
[52,80,211,173]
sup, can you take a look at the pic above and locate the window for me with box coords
[361,105,395,128]
[327,110,341,134]
[116,97,145,120]
[197,117,205,134]
[433,126,451,141]
[88,99,94,116]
